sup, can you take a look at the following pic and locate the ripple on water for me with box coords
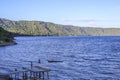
[0,36,120,80]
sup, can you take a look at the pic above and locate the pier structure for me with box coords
[9,66,50,80]
[0,59,51,80]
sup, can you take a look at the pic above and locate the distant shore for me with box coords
[0,41,16,46]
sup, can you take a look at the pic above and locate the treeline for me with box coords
[0,27,13,42]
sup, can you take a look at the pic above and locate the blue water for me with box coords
[0,36,120,80]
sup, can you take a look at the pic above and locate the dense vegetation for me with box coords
[0,27,13,42]
[0,18,120,36]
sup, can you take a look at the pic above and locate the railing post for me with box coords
[39,72,41,79]
[30,61,33,69]
[47,72,49,80]
[38,59,41,63]
[42,72,44,80]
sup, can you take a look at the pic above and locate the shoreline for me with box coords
[0,41,17,46]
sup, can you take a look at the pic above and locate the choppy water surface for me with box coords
[0,36,120,80]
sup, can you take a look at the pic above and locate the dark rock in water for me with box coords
[47,60,63,63]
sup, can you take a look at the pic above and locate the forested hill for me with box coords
[0,18,120,36]
[0,27,13,43]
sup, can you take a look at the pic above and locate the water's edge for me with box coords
[0,41,17,47]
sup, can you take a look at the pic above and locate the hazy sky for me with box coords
[0,0,120,27]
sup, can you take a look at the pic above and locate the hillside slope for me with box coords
[0,18,120,36]
[0,27,15,46]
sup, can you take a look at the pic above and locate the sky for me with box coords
[0,0,120,28]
